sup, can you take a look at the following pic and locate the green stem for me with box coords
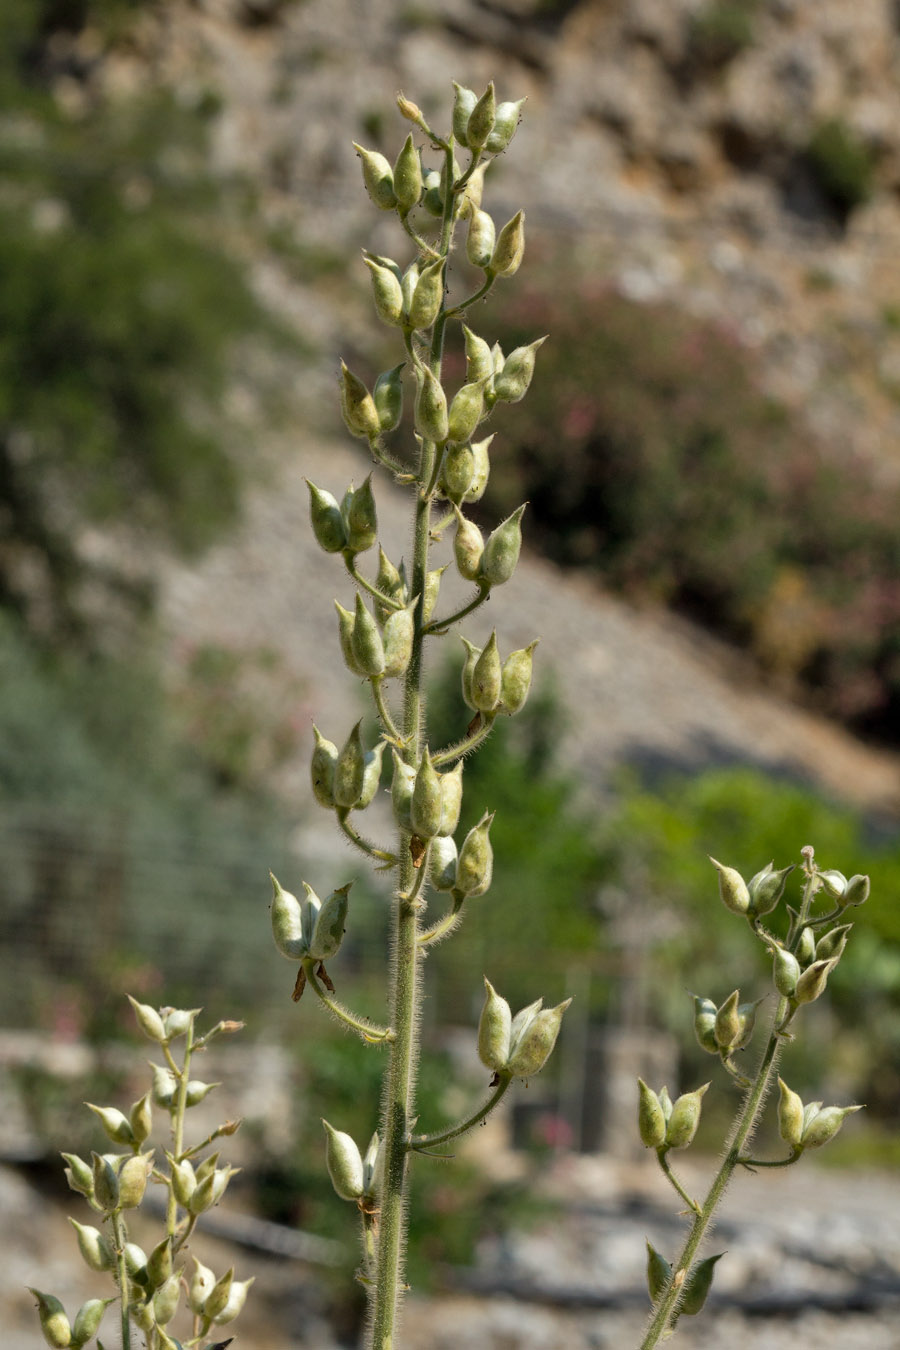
[165,1016,195,1240]
[305,961,395,1043]
[111,1209,132,1350]
[418,892,465,948]
[445,271,495,319]
[347,559,405,613]
[432,714,495,768]
[738,1149,802,1169]
[337,811,398,866]
[370,678,404,746]
[423,583,491,635]
[410,1075,511,1150]
[656,1149,701,1215]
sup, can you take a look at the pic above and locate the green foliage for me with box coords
[686,1,757,71]
[485,283,900,738]
[807,118,876,217]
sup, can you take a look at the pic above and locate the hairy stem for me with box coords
[410,1075,511,1151]
[111,1209,132,1350]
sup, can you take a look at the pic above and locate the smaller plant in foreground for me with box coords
[637,846,867,1345]
[30,999,249,1350]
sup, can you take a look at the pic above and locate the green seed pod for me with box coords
[211,1276,255,1326]
[184,1079,218,1107]
[299,881,322,951]
[335,600,364,677]
[270,874,307,960]
[710,858,751,916]
[375,546,406,619]
[422,169,443,216]
[466,82,496,151]
[362,1130,383,1199]
[189,1258,217,1316]
[680,1253,725,1316]
[777,1077,804,1148]
[490,209,525,277]
[773,946,801,998]
[658,1085,674,1124]
[322,1120,364,1201]
[383,599,415,678]
[339,362,381,439]
[486,97,525,153]
[747,861,795,917]
[118,1152,151,1209]
[714,990,741,1050]
[334,720,366,809]
[734,997,763,1050]
[816,923,852,961]
[456,811,495,897]
[351,593,386,677]
[169,1154,197,1207]
[493,336,546,404]
[500,639,538,715]
[148,1062,177,1108]
[691,995,719,1054]
[429,834,459,892]
[480,504,525,587]
[358,739,386,809]
[408,257,445,331]
[460,636,481,710]
[507,999,571,1079]
[71,1297,114,1348]
[311,725,339,808]
[91,1152,119,1212]
[364,255,404,326]
[352,142,396,210]
[842,873,870,907]
[146,1236,174,1291]
[411,748,443,839]
[310,883,351,962]
[344,473,378,554]
[374,363,405,434]
[127,995,167,1043]
[440,440,476,502]
[796,925,816,966]
[800,1103,862,1150]
[86,1103,134,1146]
[466,208,496,269]
[491,340,505,378]
[646,1242,672,1302]
[463,325,494,384]
[637,1079,667,1149]
[459,159,488,215]
[400,260,420,314]
[162,1008,195,1040]
[194,1151,220,1183]
[448,380,486,444]
[665,1083,709,1150]
[465,434,493,503]
[393,133,422,214]
[453,508,485,581]
[415,366,449,443]
[188,1169,218,1215]
[124,1241,148,1277]
[819,869,848,899]
[153,1273,182,1326]
[471,630,502,712]
[423,564,445,623]
[69,1219,114,1273]
[452,81,479,146]
[203,1268,235,1322]
[438,758,464,836]
[29,1290,72,1350]
[129,1091,152,1146]
[391,750,416,831]
[131,1299,156,1334]
[794,958,834,1005]
[478,978,512,1072]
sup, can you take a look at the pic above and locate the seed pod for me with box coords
[411,748,443,839]
[335,600,364,677]
[491,341,505,378]
[842,874,870,907]
[362,1131,383,1200]
[146,1237,174,1291]
[169,1154,197,1207]
[375,547,406,618]
[29,1290,72,1350]
[796,925,816,966]
[747,861,795,917]
[471,631,502,712]
[127,995,167,1043]
[658,1085,674,1124]
[130,1091,152,1146]
[352,142,396,210]
[466,82,496,151]
[819,869,848,899]
[162,1008,194,1040]
[448,380,486,444]
[507,999,571,1078]
[794,958,834,1005]
[680,1253,725,1316]
[441,440,476,502]
[710,858,751,916]
[309,883,351,962]
[153,1274,182,1326]
[69,1219,114,1273]
[429,834,459,892]
[466,208,496,269]
[800,1103,862,1150]
[423,564,445,623]
[344,474,378,554]
[72,1297,114,1347]
[203,1268,235,1322]
[734,997,763,1050]
[459,160,488,215]
[185,1079,219,1107]
[400,260,420,314]
[452,81,479,146]
[691,994,719,1054]
[438,759,464,836]
[463,325,494,384]
[421,169,443,217]
[481,504,525,587]
[358,739,387,808]
[665,1083,709,1150]
[118,1152,151,1209]
[374,363,405,433]
[270,874,307,960]
[323,1120,365,1201]
[816,923,852,961]
[382,600,415,678]
[777,1077,804,1148]
[478,978,512,1071]
[455,811,494,897]
[486,97,525,153]
[500,639,538,715]
[351,593,385,678]
[189,1258,217,1315]
[637,1079,666,1149]
[91,1152,119,1212]
[465,435,493,503]
[773,946,801,998]
[408,258,445,331]
[334,720,366,809]
[646,1242,672,1302]
[714,989,741,1050]
[339,362,381,439]
[364,255,404,326]
[460,636,481,710]
[311,725,339,808]
[493,337,546,404]
[149,1062,177,1109]
[454,509,485,581]
[393,133,422,213]
[415,366,449,443]
[86,1103,134,1146]
[490,209,525,277]
[211,1276,255,1326]
[391,750,416,831]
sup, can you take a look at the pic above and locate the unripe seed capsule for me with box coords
[691,994,719,1054]
[430,834,459,892]
[842,874,870,907]
[466,82,496,152]
[500,639,538,715]
[352,142,396,210]
[467,209,496,269]
[710,858,751,916]
[664,1083,709,1150]
[680,1253,724,1316]
[364,256,404,326]
[69,1219,114,1273]
[441,441,476,503]
[800,1103,862,1149]
[189,1258,216,1315]
[465,435,492,502]
[270,874,306,960]
[383,601,415,678]
[391,751,415,831]
[456,812,494,897]
[373,363,405,433]
[748,861,795,917]
[454,509,485,581]
[438,759,464,836]
[773,946,801,997]
[185,1079,218,1107]
[452,81,478,146]
[358,740,386,809]
[149,1063,176,1108]
[637,1079,666,1149]
[310,884,351,962]
[777,1077,804,1148]
[478,978,512,1071]
[481,504,525,587]
[796,925,816,966]
[333,721,366,809]
[127,995,167,1043]
[393,133,423,213]
[408,258,445,331]
[375,547,405,617]
[819,869,847,899]
[506,999,571,1078]
[335,600,364,677]
[29,1290,71,1350]
[91,1152,119,1212]
[421,170,443,217]
[153,1274,181,1326]
[203,1268,235,1322]
[794,958,834,1005]
[162,1008,194,1039]
[72,1297,114,1347]
[646,1243,672,1302]
[490,209,525,277]
[471,631,502,712]
[344,474,378,554]
[400,260,420,313]
[493,337,546,403]
[129,1091,152,1146]
[411,748,443,840]
[211,1276,255,1326]
[415,366,449,443]
[486,98,525,153]
[169,1155,197,1207]
[339,363,381,439]
[816,923,852,961]
[351,593,385,677]
[86,1103,134,1146]
[463,325,494,383]
[460,160,488,215]
[311,725,338,808]
[734,998,762,1050]
[322,1120,365,1201]
[460,636,481,710]
[423,564,445,623]
[714,989,741,1050]
[146,1237,174,1291]
[118,1152,151,1209]
[447,380,486,444]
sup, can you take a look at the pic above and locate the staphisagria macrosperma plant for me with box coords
[30,1000,249,1350]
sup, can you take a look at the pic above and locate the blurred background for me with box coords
[3,0,900,1346]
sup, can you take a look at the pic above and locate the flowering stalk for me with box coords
[278,83,568,1349]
